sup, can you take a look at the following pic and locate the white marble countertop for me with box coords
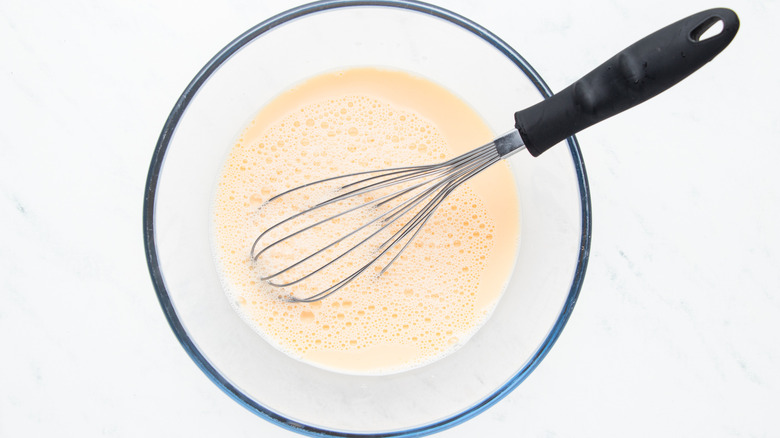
[2,0,778,436]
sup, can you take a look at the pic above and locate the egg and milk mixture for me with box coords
[213,68,519,374]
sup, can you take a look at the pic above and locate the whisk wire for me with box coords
[253,139,505,302]
[376,148,501,273]
[252,167,450,263]
[261,175,449,285]
[377,146,497,251]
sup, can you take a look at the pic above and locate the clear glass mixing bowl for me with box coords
[144,1,591,436]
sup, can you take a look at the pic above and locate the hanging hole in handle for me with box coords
[690,16,725,42]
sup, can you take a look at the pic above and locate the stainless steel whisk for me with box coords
[251,136,510,302]
[251,8,738,302]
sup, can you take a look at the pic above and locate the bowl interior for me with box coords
[147,2,589,435]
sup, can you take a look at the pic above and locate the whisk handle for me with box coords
[514,8,738,157]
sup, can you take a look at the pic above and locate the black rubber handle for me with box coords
[515,8,739,157]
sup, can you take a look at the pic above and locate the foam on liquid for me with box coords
[213,68,520,374]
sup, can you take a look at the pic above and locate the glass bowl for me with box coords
[143,0,591,436]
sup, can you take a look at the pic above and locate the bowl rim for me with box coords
[143,0,592,436]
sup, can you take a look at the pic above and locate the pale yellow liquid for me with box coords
[213,68,519,374]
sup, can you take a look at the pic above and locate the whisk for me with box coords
[251,8,738,302]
